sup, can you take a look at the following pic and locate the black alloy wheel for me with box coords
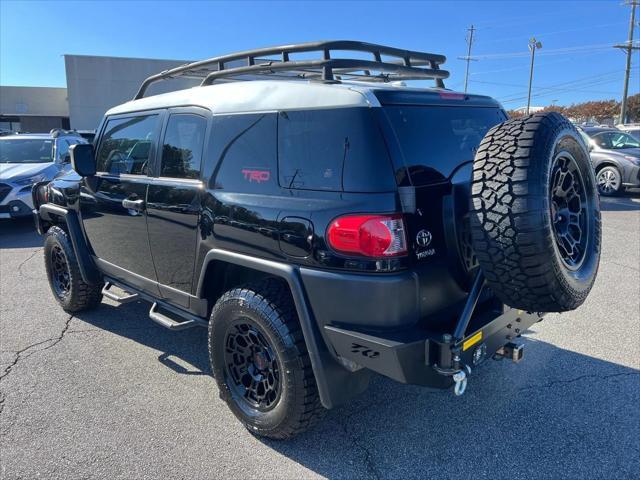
[223,320,281,411]
[550,153,589,270]
[51,244,71,297]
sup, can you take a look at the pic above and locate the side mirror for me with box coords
[70,143,96,176]
[62,153,71,164]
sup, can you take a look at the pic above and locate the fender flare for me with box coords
[38,204,101,285]
[195,249,370,409]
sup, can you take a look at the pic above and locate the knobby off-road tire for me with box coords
[208,278,325,439]
[470,112,601,312]
[44,226,103,312]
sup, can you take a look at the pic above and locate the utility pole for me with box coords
[526,37,543,115]
[615,0,639,125]
[463,25,476,93]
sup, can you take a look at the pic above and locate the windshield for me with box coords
[591,131,640,150]
[384,106,506,186]
[0,139,54,164]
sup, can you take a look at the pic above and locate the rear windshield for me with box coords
[383,106,506,186]
[0,139,54,164]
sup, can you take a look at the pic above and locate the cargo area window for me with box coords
[278,108,395,192]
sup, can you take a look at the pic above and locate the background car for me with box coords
[579,127,640,196]
[616,123,640,142]
[0,129,86,218]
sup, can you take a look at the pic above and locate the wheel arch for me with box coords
[195,249,371,409]
[38,204,101,284]
[594,159,621,173]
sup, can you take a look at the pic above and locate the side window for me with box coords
[208,113,278,192]
[278,108,394,192]
[160,114,206,179]
[96,115,159,175]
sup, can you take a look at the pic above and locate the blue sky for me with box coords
[1,0,637,109]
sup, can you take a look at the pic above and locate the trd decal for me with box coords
[242,169,271,183]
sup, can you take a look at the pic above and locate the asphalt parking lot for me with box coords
[1,194,638,480]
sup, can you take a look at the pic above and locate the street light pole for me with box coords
[526,38,542,115]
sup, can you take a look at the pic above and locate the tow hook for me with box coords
[453,364,471,396]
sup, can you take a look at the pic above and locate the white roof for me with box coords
[106,80,382,116]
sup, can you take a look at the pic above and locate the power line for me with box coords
[469,43,615,61]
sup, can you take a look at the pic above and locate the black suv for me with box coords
[33,41,601,439]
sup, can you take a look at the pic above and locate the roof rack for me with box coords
[134,40,449,100]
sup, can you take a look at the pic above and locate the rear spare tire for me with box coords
[470,112,601,312]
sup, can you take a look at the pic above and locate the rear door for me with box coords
[146,108,209,307]
[381,104,506,264]
[81,112,163,294]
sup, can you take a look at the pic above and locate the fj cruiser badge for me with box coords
[416,229,436,259]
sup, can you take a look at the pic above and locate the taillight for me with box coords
[327,214,408,257]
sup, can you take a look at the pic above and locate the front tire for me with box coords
[596,166,622,196]
[44,226,103,312]
[208,278,325,439]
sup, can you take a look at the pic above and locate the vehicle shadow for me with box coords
[72,301,210,376]
[0,218,42,249]
[72,301,639,479]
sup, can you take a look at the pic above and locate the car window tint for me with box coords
[96,115,159,175]
[160,114,206,179]
[208,113,278,193]
[278,108,394,192]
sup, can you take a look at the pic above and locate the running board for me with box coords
[102,282,139,304]
[149,302,207,331]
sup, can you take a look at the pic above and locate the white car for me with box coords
[0,130,86,219]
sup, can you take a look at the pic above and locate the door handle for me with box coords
[122,198,145,211]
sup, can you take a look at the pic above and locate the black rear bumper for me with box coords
[323,306,543,389]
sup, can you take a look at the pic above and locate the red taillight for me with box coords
[327,214,408,257]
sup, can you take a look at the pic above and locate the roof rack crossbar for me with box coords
[134,40,448,99]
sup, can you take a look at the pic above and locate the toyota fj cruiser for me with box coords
[33,41,601,439]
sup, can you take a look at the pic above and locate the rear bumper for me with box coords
[323,306,544,389]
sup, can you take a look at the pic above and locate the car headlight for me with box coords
[623,156,640,166]
[13,174,47,186]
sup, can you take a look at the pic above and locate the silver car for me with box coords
[0,130,86,219]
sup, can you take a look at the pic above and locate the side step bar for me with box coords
[149,302,207,331]
[102,282,139,304]
[102,276,208,331]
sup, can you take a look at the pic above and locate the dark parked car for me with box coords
[32,41,601,439]
[580,127,640,195]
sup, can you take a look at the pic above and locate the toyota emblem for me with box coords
[416,230,432,248]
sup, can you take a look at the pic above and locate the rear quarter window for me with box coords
[208,113,278,193]
[278,108,395,192]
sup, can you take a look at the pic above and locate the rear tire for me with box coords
[595,165,622,196]
[208,278,325,439]
[470,112,601,312]
[44,226,103,312]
